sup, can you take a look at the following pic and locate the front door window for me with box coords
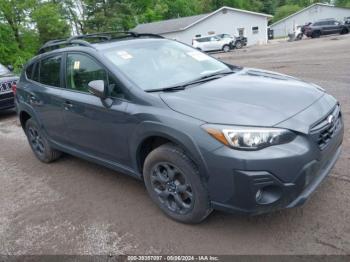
[66,53,107,93]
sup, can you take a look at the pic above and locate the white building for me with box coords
[133,6,272,46]
[270,3,350,38]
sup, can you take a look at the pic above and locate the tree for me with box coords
[0,0,36,48]
[32,2,71,44]
[83,0,135,32]
[335,0,350,7]
[273,4,301,22]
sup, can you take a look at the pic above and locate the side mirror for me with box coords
[7,65,14,72]
[88,80,106,98]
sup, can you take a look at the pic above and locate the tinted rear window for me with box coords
[196,37,209,42]
[39,55,61,87]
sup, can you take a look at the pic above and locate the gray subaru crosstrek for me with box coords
[16,32,344,223]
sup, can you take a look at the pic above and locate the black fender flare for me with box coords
[129,121,210,180]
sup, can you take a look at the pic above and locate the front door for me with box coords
[60,52,130,166]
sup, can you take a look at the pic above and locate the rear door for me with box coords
[23,55,66,143]
[321,21,333,35]
[206,36,221,51]
[60,52,130,165]
[199,37,211,51]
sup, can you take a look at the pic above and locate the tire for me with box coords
[311,31,321,38]
[25,118,62,163]
[235,41,243,49]
[340,28,349,35]
[222,45,230,53]
[143,143,212,224]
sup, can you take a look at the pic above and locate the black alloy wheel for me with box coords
[143,143,212,223]
[150,162,194,215]
[28,125,45,157]
[25,118,62,163]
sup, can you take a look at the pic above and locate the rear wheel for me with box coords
[340,28,349,35]
[222,45,230,52]
[25,119,62,163]
[143,143,212,224]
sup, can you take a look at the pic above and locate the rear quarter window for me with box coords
[25,63,34,79]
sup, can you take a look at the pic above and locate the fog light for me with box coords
[255,185,282,205]
[255,189,263,202]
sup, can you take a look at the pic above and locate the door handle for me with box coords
[63,101,74,110]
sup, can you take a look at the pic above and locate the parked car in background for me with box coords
[192,35,233,52]
[345,17,350,26]
[216,33,247,49]
[17,32,344,224]
[305,19,349,38]
[0,63,18,110]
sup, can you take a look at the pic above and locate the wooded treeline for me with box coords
[1,0,349,69]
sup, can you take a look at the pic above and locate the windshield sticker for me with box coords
[187,51,209,61]
[117,51,133,60]
[73,61,80,70]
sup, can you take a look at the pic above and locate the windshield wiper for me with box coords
[146,70,234,93]
[146,86,187,93]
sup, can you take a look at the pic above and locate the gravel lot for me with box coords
[0,35,349,255]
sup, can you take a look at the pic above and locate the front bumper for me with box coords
[203,117,344,215]
[0,92,15,110]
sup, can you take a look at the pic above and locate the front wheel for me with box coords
[25,119,62,163]
[235,41,243,49]
[222,45,230,52]
[143,144,212,224]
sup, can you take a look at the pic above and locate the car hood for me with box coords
[160,68,325,128]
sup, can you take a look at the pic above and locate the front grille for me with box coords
[310,105,342,150]
[0,80,16,93]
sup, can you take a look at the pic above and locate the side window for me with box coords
[252,26,259,34]
[40,55,61,87]
[25,63,34,80]
[66,53,107,93]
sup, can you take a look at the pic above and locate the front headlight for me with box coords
[203,125,296,150]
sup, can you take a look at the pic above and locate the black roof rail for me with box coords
[68,31,164,41]
[38,39,95,54]
[38,31,164,54]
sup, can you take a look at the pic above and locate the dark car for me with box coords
[0,63,18,110]
[16,32,344,223]
[345,17,350,26]
[305,19,349,38]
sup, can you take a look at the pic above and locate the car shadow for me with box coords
[0,108,16,121]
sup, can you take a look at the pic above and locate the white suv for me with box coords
[192,35,233,52]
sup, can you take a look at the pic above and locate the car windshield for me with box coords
[102,39,230,91]
[0,64,10,76]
